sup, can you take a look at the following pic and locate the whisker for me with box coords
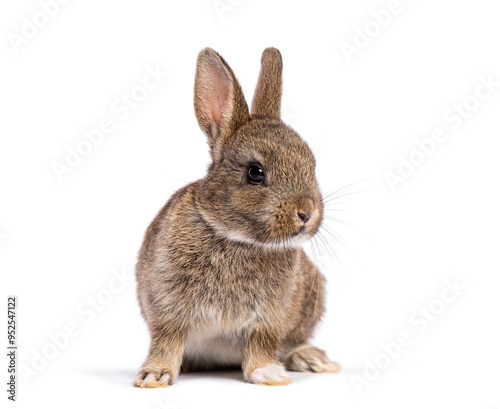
[323,201,356,208]
[282,238,294,273]
[310,236,326,321]
[321,177,372,200]
[307,238,320,303]
[320,224,362,267]
[323,214,371,241]
[316,230,349,284]
[320,224,349,250]
[322,207,351,213]
[323,188,379,204]
[313,258,320,321]
[316,231,341,272]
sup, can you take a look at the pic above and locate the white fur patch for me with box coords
[184,322,243,367]
[249,363,290,385]
[213,222,311,249]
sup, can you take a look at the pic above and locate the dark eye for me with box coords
[246,163,266,185]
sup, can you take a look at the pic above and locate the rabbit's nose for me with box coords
[296,197,315,224]
[297,211,310,224]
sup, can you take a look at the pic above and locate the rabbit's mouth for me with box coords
[265,220,320,249]
[279,229,316,248]
[292,225,308,237]
[289,224,317,242]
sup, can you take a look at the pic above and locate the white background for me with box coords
[1,1,500,408]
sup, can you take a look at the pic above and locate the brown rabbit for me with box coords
[134,47,339,387]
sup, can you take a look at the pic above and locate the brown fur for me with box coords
[251,47,283,118]
[134,47,339,387]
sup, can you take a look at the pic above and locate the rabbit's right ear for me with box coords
[194,48,250,155]
[251,47,282,119]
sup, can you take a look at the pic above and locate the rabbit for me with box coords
[134,47,340,388]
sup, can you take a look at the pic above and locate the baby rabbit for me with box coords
[135,47,339,387]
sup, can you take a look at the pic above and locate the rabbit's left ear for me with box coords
[194,48,249,154]
[251,47,283,119]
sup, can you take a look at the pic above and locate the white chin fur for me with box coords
[212,222,311,249]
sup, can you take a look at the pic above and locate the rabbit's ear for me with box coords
[251,47,283,119]
[194,48,249,152]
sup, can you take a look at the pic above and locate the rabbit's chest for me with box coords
[169,239,297,321]
[196,250,292,300]
[194,267,289,318]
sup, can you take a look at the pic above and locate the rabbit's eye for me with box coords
[246,163,266,185]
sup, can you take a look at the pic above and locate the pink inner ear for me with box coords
[209,64,231,127]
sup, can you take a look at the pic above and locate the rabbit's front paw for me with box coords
[134,368,172,388]
[249,363,292,386]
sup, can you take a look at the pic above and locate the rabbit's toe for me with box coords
[134,369,172,388]
[249,363,292,386]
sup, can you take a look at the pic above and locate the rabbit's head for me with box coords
[194,48,323,248]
